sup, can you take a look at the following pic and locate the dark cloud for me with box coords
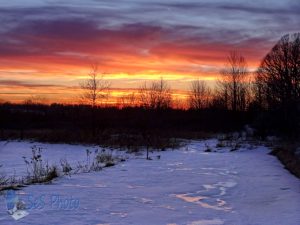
[0,80,64,88]
[1,1,298,49]
[0,1,298,75]
[0,15,272,55]
[157,1,300,15]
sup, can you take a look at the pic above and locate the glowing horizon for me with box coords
[0,0,299,104]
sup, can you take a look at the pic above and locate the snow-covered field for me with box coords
[0,140,299,225]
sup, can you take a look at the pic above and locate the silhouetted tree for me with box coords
[119,92,137,108]
[255,33,300,133]
[80,64,110,107]
[23,95,48,105]
[138,78,172,158]
[189,80,211,110]
[79,64,111,137]
[255,33,300,111]
[217,51,251,111]
[139,77,172,110]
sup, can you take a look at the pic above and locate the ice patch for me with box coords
[134,197,154,204]
[167,162,184,166]
[217,181,237,188]
[203,184,214,189]
[110,212,128,218]
[127,185,144,189]
[140,198,153,204]
[188,219,224,225]
[62,184,107,188]
[159,205,176,210]
[175,168,193,171]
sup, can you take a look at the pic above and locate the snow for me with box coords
[0,139,300,225]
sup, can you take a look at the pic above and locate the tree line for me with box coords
[80,33,300,134]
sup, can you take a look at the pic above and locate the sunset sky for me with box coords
[0,0,299,104]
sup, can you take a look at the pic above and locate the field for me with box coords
[0,139,299,225]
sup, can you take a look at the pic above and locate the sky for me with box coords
[0,0,299,104]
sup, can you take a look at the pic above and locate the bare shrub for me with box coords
[76,149,117,172]
[0,165,8,186]
[216,135,243,151]
[96,150,114,164]
[60,158,73,175]
[23,146,58,184]
[204,143,212,152]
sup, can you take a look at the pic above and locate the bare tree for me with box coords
[139,77,172,110]
[23,95,48,105]
[119,92,137,108]
[255,33,300,111]
[189,80,211,110]
[80,64,110,107]
[254,33,300,131]
[138,78,172,159]
[217,51,251,111]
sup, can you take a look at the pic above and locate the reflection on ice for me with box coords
[172,180,236,212]
[174,193,230,211]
